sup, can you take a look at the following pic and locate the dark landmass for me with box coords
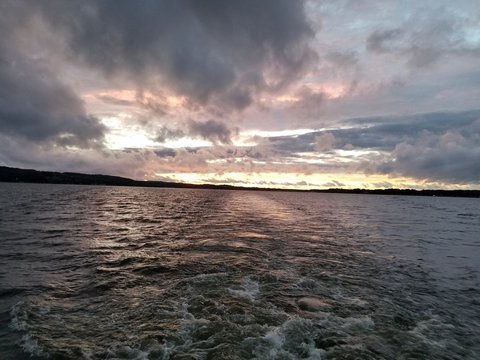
[1,165,479,198]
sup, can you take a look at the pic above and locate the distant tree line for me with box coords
[1,166,479,198]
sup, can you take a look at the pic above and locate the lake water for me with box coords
[0,183,478,359]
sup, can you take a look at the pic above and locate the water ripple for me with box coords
[0,183,478,359]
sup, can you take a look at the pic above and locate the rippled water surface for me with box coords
[0,183,479,359]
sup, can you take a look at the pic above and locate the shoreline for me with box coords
[1,165,479,198]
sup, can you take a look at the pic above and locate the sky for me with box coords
[1,0,479,189]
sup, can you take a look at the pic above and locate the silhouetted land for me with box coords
[1,165,479,198]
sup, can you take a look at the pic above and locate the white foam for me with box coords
[9,301,27,331]
[252,317,326,360]
[228,278,260,301]
[409,315,454,349]
[332,292,369,308]
[263,327,285,358]
[345,297,369,307]
[21,334,44,357]
[340,315,375,331]
[104,345,151,360]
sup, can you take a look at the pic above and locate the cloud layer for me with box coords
[1,0,479,188]
[38,0,317,111]
[0,3,105,148]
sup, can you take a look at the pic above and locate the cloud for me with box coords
[187,119,234,145]
[322,180,345,188]
[366,28,404,54]
[2,0,480,189]
[96,95,136,107]
[366,9,480,68]
[287,86,328,120]
[0,5,105,148]
[259,110,480,155]
[314,132,336,152]
[35,0,317,112]
[376,128,480,183]
[372,181,394,189]
[324,50,359,69]
[0,135,155,179]
[342,109,480,147]
[0,59,105,147]
[154,148,177,158]
[153,126,185,143]
[246,109,480,182]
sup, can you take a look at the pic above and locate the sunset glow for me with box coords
[1,0,479,189]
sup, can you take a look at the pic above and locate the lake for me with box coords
[0,183,479,359]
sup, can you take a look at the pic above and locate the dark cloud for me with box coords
[372,181,394,189]
[288,86,327,119]
[270,109,474,155]
[153,126,185,143]
[366,12,480,68]
[0,134,155,179]
[322,180,345,188]
[35,0,316,111]
[263,109,480,182]
[222,87,253,111]
[2,0,479,188]
[154,148,177,158]
[375,128,480,183]
[315,132,336,152]
[0,5,105,148]
[366,28,404,53]
[187,119,234,145]
[0,59,105,147]
[372,109,473,139]
[324,51,359,68]
[96,95,135,107]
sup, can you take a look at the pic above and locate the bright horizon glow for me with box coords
[241,129,316,138]
[152,171,479,190]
